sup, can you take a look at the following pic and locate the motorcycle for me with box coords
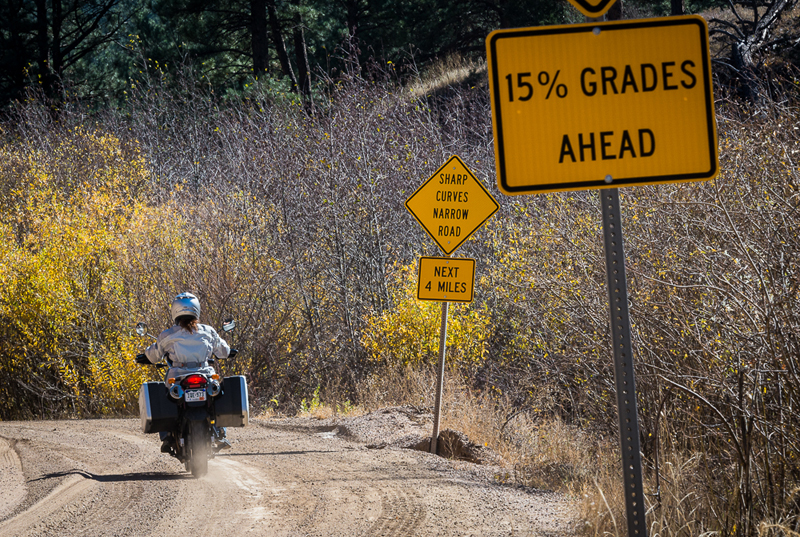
[135,319,249,478]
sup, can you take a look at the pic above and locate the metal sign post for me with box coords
[417,255,475,453]
[601,188,647,536]
[430,298,449,454]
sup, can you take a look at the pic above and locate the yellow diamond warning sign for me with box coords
[418,257,475,302]
[566,0,618,18]
[405,156,499,255]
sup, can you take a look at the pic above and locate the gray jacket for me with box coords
[145,324,230,377]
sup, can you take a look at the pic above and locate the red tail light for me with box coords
[183,374,207,389]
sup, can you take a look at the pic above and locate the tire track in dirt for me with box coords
[44,425,170,536]
[273,429,380,537]
[367,484,427,536]
[250,426,419,537]
[207,457,291,533]
[0,437,26,520]
[0,474,95,537]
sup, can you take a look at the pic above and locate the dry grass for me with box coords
[407,53,487,96]
[353,365,614,495]
[354,365,438,412]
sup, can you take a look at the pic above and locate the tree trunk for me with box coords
[251,0,270,77]
[715,0,797,105]
[267,0,297,89]
[3,0,27,99]
[731,40,764,105]
[293,13,312,108]
[52,0,62,78]
[34,0,49,90]
[345,0,359,38]
[607,0,622,21]
[670,0,685,16]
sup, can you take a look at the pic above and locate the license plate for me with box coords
[185,389,206,402]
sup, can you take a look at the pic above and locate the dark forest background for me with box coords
[2,0,799,109]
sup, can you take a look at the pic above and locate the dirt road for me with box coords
[0,414,576,536]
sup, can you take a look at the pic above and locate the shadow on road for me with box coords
[217,449,338,457]
[30,470,193,483]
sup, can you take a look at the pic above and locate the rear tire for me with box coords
[187,420,209,478]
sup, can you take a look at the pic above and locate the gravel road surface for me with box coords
[0,414,576,536]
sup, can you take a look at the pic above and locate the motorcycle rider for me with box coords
[143,292,232,453]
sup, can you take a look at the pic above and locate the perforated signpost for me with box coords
[405,156,498,455]
[486,13,718,537]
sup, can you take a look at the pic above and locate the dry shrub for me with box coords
[579,449,713,537]
[505,415,608,494]
[110,59,495,408]
[0,127,151,417]
[439,371,506,454]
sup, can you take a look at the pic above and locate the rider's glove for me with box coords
[135,353,150,365]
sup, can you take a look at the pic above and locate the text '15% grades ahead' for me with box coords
[504,61,699,164]
[487,17,718,193]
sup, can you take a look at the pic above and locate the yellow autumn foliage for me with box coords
[361,262,490,368]
[0,128,151,416]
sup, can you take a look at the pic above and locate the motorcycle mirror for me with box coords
[136,322,148,337]
[222,318,236,332]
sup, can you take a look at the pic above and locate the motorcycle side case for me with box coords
[215,376,249,427]
[139,382,178,433]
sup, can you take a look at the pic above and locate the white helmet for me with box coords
[171,292,201,322]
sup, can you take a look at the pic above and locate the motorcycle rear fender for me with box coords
[184,406,209,422]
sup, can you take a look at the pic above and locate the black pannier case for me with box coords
[139,382,178,433]
[215,375,249,427]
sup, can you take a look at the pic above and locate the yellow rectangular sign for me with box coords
[417,257,475,303]
[486,16,718,195]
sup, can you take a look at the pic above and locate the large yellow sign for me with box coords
[486,16,718,195]
[417,257,475,302]
[405,156,499,255]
